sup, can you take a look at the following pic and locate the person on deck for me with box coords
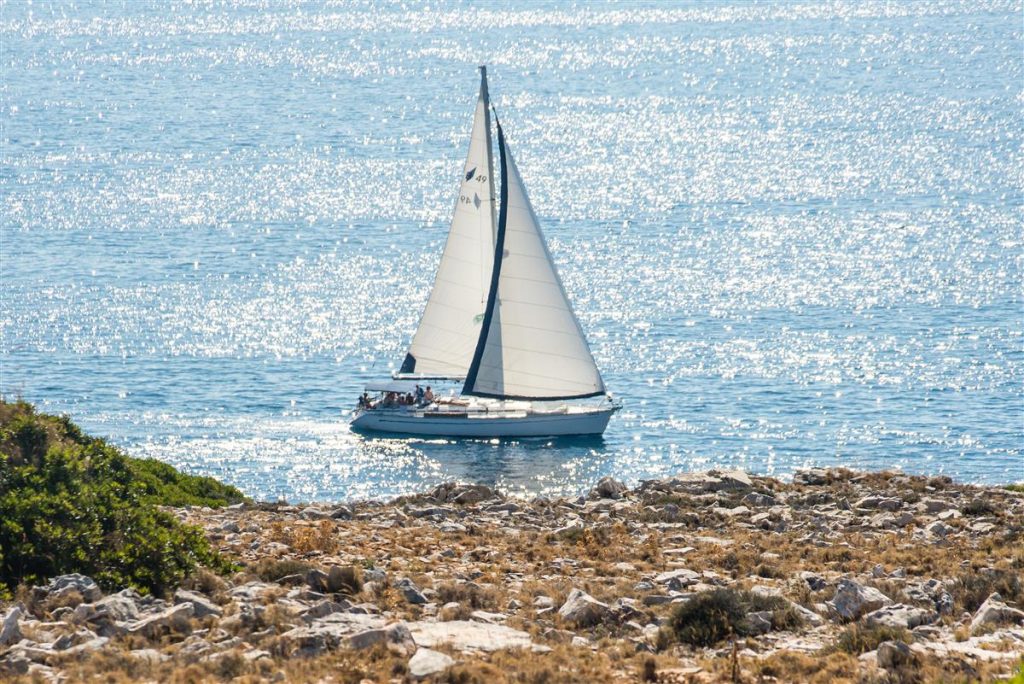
[423,386,435,404]
[415,384,425,404]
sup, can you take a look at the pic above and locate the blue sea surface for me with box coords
[2,0,1022,501]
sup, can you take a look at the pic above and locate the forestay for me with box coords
[463,123,606,400]
[400,69,497,377]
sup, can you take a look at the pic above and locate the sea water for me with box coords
[2,0,1022,501]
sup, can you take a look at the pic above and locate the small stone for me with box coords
[533,596,555,609]
[470,610,507,624]
[408,648,455,679]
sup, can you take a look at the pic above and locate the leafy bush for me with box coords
[663,588,804,647]
[0,400,245,596]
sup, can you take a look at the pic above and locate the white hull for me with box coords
[350,405,614,437]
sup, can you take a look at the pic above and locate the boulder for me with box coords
[653,569,700,590]
[0,606,24,646]
[970,593,1024,634]
[278,614,389,656]
[827,579,892,621]
[799,571,827,592]
[925,520,951,538]
[330,505,353,520]
[428,482,498,505]
[747,611,772,635]
[876,640,913,669]
[300,506,331,520]
[408,647,455,679]
[305,568,330,593]
[558,589,611,627]
[590,476,627,500]
[793,468,829,486]
[33,574,102,604]
[173,589,223,619]
[127,603,195,639]
[408,620,533,652]
[345,623,416,656]
[864,604,937,630]
[395,578,428,605]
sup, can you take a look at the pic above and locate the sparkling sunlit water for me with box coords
[2,0,1022,500]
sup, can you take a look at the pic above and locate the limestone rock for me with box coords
[429,482,498,505]
[395,578,428,605]
[558,589,611,627]
[330,505,353,520]
[827,579,893,621]
[970,593,1024,633]
[345,623,416,656]
[408,620,533,652]
[590,476,627,500]
[799,571,827,592]
[864,604,937,630]
[34,574,102,605]
[127,603,195,639]
[653,569,700,590]
[174,589,223,619]
[793,468,829,486]
[0,606,24,646]
[877,640,913,669]
[408,647,455,679]
[278,614,388,656]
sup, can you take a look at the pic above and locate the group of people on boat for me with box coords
[357,384,434,410]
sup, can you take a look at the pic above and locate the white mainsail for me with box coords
[463,122,606,400]
[400,68,497,377]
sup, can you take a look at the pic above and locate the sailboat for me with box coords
[350,67,618,437]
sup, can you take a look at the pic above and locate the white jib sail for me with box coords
[401,70,497,377]
[463,126,606,400]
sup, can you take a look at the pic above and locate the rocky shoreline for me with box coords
[2,468,1022,682]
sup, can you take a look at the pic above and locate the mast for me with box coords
[479,66,498,249]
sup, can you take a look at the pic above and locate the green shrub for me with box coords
[0,400,244,596]
[663,588,804,648]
